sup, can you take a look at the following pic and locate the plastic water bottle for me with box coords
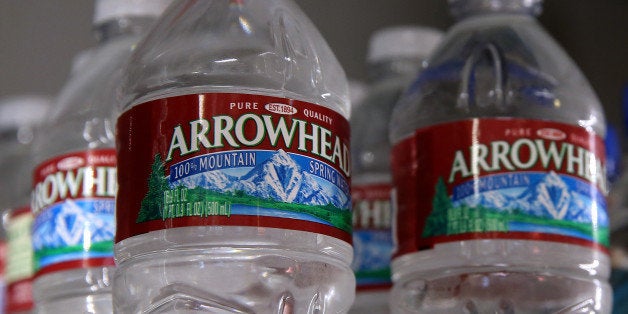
[349,26,442,314]
[114,1,354,312]
[29,1,171,313]
[0,96,50,314]
[388,0,611,312]
[3,209,34,314]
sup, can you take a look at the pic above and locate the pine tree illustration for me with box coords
[137,154,169,223]
[422,177,452,237]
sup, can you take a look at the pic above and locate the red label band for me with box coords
[9,207,31,218]
[6,278,33,312]
[353,184,392,231]
[352,184,393,289]
[34,257,116,279]
[116,93,352,243]
[32,149,117,214]
[31,150,116,276]
[4,206,34,312]
[391,118,609,257]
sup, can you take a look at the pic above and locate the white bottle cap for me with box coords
[0,96,51,129]
[94,0,173,25]
[367,26,444,63]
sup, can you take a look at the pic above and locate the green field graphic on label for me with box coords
[138,154,352,233]
[423,177,609,246]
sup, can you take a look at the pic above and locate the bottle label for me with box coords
[116,93,352,243]
[5,208,34,312]
[391,118,609,257]
[352,184,392,290]
[31,150,116,276]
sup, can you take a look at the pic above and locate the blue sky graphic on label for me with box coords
[32,199,115,269]
[450,171,608,242]
[352,229,392,285]
[169,149,351,210]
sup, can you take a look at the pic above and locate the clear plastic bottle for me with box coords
[3,209,34,314]
[0,96,51,314]
[29,1,172,313]
[349,26,442,314]
[388,0,611,313]
[114,1,354,313]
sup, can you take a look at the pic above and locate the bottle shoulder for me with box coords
[120,0,349,118]
[33,38,138,160]
[351,79,410,176]
[48,38,139,124]
[390,14,605,143]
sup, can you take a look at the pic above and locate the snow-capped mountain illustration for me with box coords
[516,171,571,219]
[461,190,515,211]
[177,169,236,190]
[171,150,349,209]
[352,231,392,272]
[293,170,339,207]
[236,149,304,203]
[33,199,115,250]
[453,171,595,223]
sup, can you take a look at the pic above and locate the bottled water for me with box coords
[389,0,611,313]
[29,1,171,313]
[114,1,354,313]
[3,209,34,314]
[349,26,442,314]
[0,96,50,314]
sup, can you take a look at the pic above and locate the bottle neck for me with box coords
[367,57,425,83]
[93,16,156,44]
[449,0,542,20]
